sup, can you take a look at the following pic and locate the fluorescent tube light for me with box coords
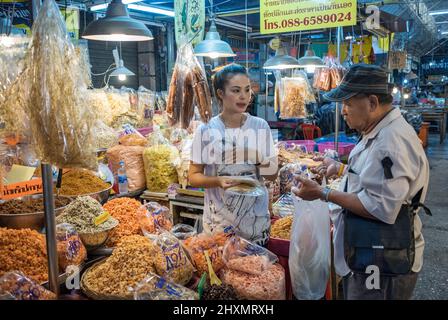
[90,0,143,12]
[429,10,448,16]
[128,4,175,17]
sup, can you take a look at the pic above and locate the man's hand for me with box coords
[317,157,341,177]
[291,175,324,201]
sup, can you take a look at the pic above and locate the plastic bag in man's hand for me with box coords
[289,196,330,300]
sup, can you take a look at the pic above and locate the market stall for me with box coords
[0,0,444,302]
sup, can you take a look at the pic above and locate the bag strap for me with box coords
[410,187,432,216]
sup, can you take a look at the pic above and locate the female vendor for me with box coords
[189,64,278,245]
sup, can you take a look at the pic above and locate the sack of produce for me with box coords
[56,223,87,271]
[138,202,173,238]
[220,263,286,300]
[170,223,197,241]
[289,197,330,300]
[0,271,56,300]
[152,231,194,286]
[133,272,198,300]
[222,236,278,276]
[106,144,146,192]
[143,144,180,192]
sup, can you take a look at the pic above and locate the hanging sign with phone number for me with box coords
[260,0,357,34]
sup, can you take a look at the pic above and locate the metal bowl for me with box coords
[78,228,115,252]
[0,195,72,231]
[61,184,112,205]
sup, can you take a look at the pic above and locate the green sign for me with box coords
[175,0,205,46]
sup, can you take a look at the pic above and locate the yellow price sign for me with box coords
[260,0,357,35]
[94,211,111,226]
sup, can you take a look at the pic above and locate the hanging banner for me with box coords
[388,51,407,70]
[175,0,205,47]
[0,2,79,39]
[60,7,80,40]
[0,0,32,35]
[260,0,357,35]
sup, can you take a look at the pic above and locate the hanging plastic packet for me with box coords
[132,272,198,300]
[222,235,278,276]
[138,202,173,239]
[137,86,155,128]
[0,272,56,300]
[56,223,87,271]
[152,231,195,286]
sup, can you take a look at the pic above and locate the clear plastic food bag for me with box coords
[289,197,330,300]
[183,233,225,275]
[171,224,197,240]
[133,272,198,300]
[222,236,278,276]
[137,86,155,128]
[152,231,195,286]
[166,41,211,128]
[143,144,180,192]
[0,272,56,300]
[220,263,286,300]
[93,120,119,150]
[119,124,148,146]
[56,223,87,271]
[138,202,173,238]
[22,0,97,169]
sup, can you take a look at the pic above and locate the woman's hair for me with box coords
[212,63,249,102]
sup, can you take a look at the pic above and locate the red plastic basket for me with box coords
[317,142,355,156]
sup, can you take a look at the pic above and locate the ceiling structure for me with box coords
[55,1,448,57]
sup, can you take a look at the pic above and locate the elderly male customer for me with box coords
[293,64,431,300]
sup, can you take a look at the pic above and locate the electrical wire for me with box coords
[245,0,248,69]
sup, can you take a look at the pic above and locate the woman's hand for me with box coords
[218,177,238,189]
[291,175,323,201]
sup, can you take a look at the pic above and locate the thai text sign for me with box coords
[260,0,357,34]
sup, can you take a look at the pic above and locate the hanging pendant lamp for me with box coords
[263,46,300,70]
[83,0,153,42]
[297,45,325,72]
[194,18,236,59]
[109,47,135,81]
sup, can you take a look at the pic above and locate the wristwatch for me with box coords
[321,186,332,202]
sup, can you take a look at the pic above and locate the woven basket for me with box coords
[80,259,133,300]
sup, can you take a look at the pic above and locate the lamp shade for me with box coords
[263,47,300,70]
[297,49,325,68]
[194,20,236,58]
[83,0,153,41]
[110,61,135,77]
